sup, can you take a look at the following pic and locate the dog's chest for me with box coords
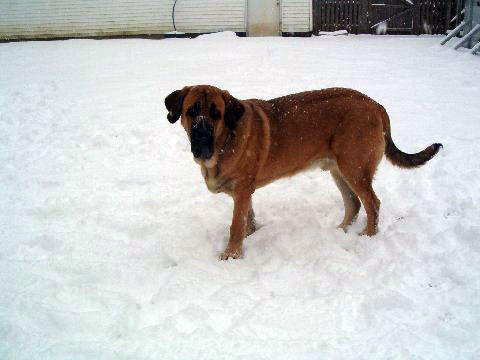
[200,165,232,193]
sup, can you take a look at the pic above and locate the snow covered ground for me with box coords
[1,33,479,359]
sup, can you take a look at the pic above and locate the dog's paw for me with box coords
[336,223,349,233]
[219,246,244,260]
[358,227,377,237]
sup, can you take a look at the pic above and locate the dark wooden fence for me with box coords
[313,0,457,35]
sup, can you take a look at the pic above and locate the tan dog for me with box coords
[165,85,442,260]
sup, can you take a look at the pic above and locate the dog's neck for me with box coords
[219,130,235,156]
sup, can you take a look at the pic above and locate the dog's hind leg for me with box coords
[335,159,382,237]
[349,177,380,236]
[330,169,361,231]
[331,111,385,236]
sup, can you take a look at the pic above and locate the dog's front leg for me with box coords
[219,185,254,260]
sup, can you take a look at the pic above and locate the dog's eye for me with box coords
[210,104,221,120]
[187,103,200,118]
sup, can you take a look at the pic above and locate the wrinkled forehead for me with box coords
[184,86,224,108]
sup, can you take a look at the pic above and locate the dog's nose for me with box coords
[192,143,213,159]
[200,146,213,159]
[191,117,214,160]
[192,146,202,158]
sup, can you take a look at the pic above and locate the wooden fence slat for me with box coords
[325,0,330,31]
[324,0,328,31]
[349,0,354,33]
[320,0,325,31]
[420,0,425,34]
[333,1,340,31]
[428,0,432,33]
[436,0,443,33]
[326,0,330,31]
[331,0,336,31]
[433,0,440,33]
[331,0,334,31]
[338,0,342,30]
[350,0,354,33]
[413,0,420,34]
[353,0,358,33]
[340,0,344,30]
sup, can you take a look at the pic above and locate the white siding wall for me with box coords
[175,0,246,34]
[281,0,312,33]
[0,0,246,40]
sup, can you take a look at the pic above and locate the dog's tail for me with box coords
[381,108,442,169]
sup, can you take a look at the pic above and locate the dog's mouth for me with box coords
[191,142,213,160]
[194,152,218,168]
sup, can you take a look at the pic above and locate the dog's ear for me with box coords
[223,92,244,131]
[165,87,190,124]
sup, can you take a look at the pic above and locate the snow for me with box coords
[196,31,239,40]
[1,34,480,359]
[317,30,348,36]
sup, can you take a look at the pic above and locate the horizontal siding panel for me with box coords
[0,0,246,39]
[2,16,169,24]
[0,2,174,13]
[1,15,245,25]
[1,11,244,21]
[281,0,311,32]
[282,13,310,18]
[283,14,311,19]
[3,0,240,7]
[169,0,245,33]
[282,9,309,13]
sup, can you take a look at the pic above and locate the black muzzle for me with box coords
[191,116,214,160]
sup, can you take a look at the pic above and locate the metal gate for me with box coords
[313,0,454,34]
[369,0,414,33]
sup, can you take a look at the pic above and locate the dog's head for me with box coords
[165,85,244,168]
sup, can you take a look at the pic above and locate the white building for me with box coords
[0,0,312,40]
